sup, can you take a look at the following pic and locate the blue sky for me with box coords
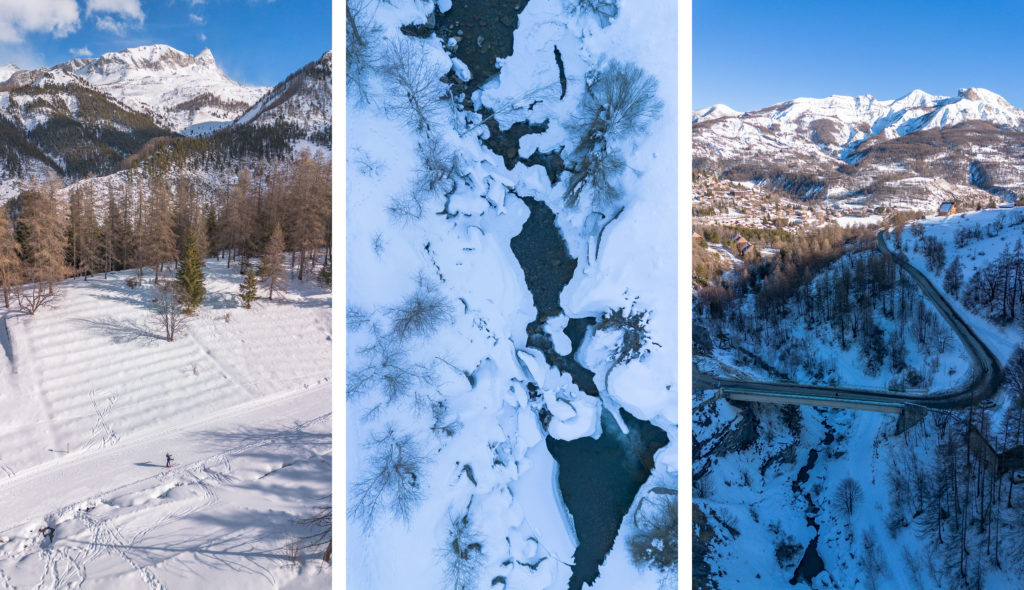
[0,0,331,87]
[694,0,1024,111]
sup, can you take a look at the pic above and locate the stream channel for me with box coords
[511,196,668,590]
[402,6,667,587]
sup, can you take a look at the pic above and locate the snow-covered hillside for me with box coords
[236,51,331,137]
[695,208,1024,590]
[696,87,1024,157]
[58,45,269,135]
[0,259,332,587]
[694,87,1024,208]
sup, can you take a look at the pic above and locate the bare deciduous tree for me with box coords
[152,282,190,342]
[379,37,449,133]
[347,334,437,416]
[348,426,429,532]
[346,0,382,105]
[835,476,864,521]
[0,210,20,308]
[260,223,288,300]
[564,60,662,207]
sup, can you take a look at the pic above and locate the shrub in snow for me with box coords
[348,426,429,533]
[438,511,485,590]
[628,493,678,576]
[295,501,332,564]
[347,335,437,416]
[430,399,463,440]
[388,138,463,222]
[596,301,656,366]
[693,476,714,499]
[16,282,60,316]
[564,60,663,207]
[388,278,453,340]
[773,535,802,568]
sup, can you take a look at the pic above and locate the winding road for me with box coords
[695,230,1002,415]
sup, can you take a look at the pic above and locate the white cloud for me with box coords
[190,0,206,5]
[95,15,128,36]
[85,0,144,22]
[69,46,92,57]
[0,0,79,43]
[189,13,205,25]
[199,33,207,42]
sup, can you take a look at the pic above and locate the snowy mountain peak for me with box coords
[197,48,215,66]
[692,104,741,123]
[891,88,943,110]
[56,44,269,135]
[957,87,1012,107]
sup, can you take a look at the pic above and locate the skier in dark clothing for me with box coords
[166,453,173,468]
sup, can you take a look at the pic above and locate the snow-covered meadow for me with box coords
[0,259,332,588]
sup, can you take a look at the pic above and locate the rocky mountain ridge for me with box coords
[694,87,1024,208]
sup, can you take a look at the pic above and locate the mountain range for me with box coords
[0,44,331,192]
[694,87,1024,207]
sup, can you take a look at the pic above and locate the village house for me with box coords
[938,202,956,216]
[731,233,753,255]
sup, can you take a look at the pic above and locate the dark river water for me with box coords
[510,195,668,590]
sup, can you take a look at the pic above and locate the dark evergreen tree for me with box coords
[239,266,260,309]
[176,228,206,315]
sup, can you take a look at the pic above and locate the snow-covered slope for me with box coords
[235,51,331,138]
[695,87,1024,205]
[696,87,1024,157]
[0,257,332,587]
[58,45,269,135]
[692,103,740,123]
[0,64,20,84]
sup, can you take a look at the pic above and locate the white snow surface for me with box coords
[0,259,332,588]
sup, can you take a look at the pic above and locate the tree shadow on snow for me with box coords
[74,316,164,344]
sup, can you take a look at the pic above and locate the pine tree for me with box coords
[239,266,260,309]
[260,223,287,300]
[176,228,205,315]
